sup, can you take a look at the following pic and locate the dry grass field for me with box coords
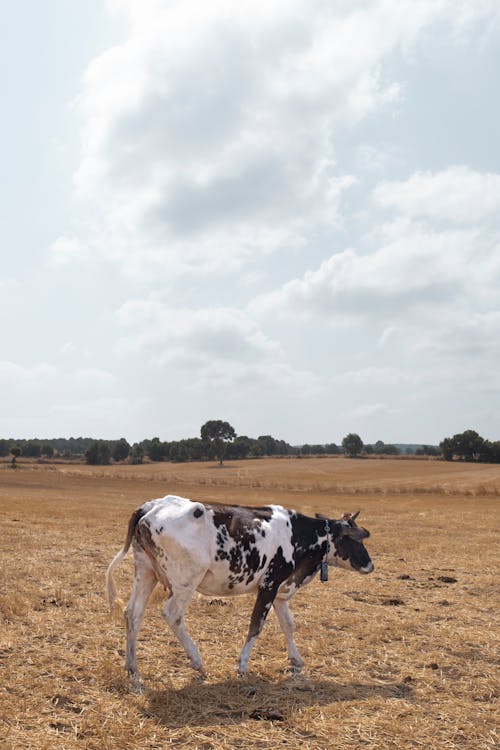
[0,457,498,749]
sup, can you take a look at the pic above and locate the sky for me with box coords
[2,0,500,446]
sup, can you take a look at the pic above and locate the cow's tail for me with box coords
[105,507,146,614]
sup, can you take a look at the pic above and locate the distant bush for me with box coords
[85,441,111,465]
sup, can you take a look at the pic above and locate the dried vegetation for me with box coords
[0,457,498,749]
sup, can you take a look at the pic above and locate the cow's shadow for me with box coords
[140,675,412,728]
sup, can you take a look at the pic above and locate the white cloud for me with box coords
[48,236,87,266]
[72,368,116,388]
[374,166,500,224]
[60,341,77,354]
[250,219,499,325]
[115,298,320,391]
[0,361,58,386]
[346,402,395,419]
[332,366,416,386]
[356,144,398,174]
[70,0,494,278]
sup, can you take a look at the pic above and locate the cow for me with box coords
[106,494,373,690]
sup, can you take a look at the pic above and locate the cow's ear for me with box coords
[315,513,329,521]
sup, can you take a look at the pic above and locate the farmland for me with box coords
[0,457,498,749]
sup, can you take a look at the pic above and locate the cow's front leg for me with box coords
[273,597,304,674]
[162,586,206,678]
[237,588,275,677]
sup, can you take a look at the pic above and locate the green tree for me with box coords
[10,445,21,467]
[112,438,130,462]
[324,443,340,455]
[383,444,400,455]
[440,437,454,461]
[41,443,55,458]
[454,429,484,461]
[169,442,189,462]
[257,435,279,455]
[200,420,236,465]
[440,430,485,462]
[22,440,41,458]
[228,435,252,459]
[85,441,111,465]
[129,443,144,464]
[147,437,167,462]
[342,433,364,458]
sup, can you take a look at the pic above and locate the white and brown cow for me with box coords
[106,494,373,689]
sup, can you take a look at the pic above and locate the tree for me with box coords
[440,430,485,462]
[257,435,278,455]
[169,442,189,462]
[129,443,144,464]
[85,441,111,465]
[324,443,340,455]
[440,437,454,461]
[10,445,21,467]
[22,440,41,458]
[200,420,236,465]
[147,437,167,462]
[112,438,130,462]
[454,429,484,461]
[383,444,400,455]
[416,445,440,457]
[41,443,55,458]
[228,435,252,460]
[342,433,363,458]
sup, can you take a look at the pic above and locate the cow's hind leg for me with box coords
[125,553,157,691]
[237,588,276,677]
[162,582,206,678]
[273,597,304,674]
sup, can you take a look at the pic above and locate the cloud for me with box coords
[0,361,58,386]
[332,366,416,386]
[60,342,77,354]
[70,0,495,278]
[115,298,320,391]
[374,166,500,224]
[346,402,395,419]
[48,236,87,266]
[72,368,116,388]
[251,223,487,322]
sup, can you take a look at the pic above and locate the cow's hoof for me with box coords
[129,677,145,694]
[289,658,304,675]
[191,662,207,680]
[237,669,248,679]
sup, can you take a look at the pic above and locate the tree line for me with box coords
[1,422,432,466]
[2,425,497,466]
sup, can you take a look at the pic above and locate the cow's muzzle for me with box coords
[360,561,374,574]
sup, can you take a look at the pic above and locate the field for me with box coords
[0,457,498,750]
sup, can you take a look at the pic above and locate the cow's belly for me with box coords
[197,562,263,597]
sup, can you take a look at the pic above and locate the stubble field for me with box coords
[0,457,498,749]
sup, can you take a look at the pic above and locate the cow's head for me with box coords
[317,511,374,574]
